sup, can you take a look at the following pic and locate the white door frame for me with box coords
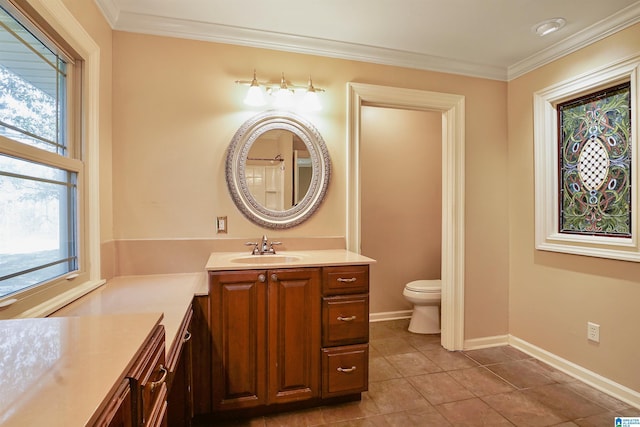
[346,82,465,351]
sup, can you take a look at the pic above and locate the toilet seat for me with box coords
[405,279,441,293]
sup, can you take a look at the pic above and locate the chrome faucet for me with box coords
[260,235,269,253]
[245,235,282,255]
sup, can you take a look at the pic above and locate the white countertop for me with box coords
[206,249,376,271]
[53,272,207,357]
[0,313,163,427]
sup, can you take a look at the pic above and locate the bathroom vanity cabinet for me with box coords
[207,263,370,416]
[209,267,321,410]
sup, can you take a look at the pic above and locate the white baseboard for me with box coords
[509,335,640,410]
[370,310,412,323]
[463,334,510,350]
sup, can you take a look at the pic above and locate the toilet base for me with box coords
[408,304,440,334]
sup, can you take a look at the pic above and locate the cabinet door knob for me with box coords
[271,273,278,282]
[337,315,356,322]
[183,331,192,343]
[337,366,357,373]
[337,277,357,283]
[258,274,266,282]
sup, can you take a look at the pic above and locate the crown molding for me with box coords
[113,10,508,80]
[95,0,640,82]
[508,2,640,80]
[93,0,118,28]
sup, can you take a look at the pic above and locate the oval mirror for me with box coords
[226,111,331,228]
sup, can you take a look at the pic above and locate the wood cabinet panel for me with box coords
[167,307,194,427]
[93,379,133,427]
[322,266,369,295]
[191,295,211,416]
[127,325,167,427]
[322,294,369,347]
[321,344,368,398]
[210,271,268,410]
[267,268,321,404]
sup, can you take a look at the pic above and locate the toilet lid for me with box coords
[406,279,441,293]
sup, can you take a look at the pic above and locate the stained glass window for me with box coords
[558,82,631,237]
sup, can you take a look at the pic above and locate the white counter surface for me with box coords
[53,272,207,356]
[206,249,376,271]
[0,313,162,426]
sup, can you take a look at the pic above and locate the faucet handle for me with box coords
[245,241,259,254]
[269,241,282,254]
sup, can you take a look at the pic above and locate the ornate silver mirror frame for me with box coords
[226,110,331,229]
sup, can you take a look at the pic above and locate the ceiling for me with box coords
[95,0,640,81]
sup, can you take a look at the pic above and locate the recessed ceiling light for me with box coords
[533,17,566,36]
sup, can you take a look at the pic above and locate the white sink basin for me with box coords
[230,255,303,264]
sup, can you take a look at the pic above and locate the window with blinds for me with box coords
[0,2,82,300]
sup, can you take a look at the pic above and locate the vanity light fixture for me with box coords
[533,17,566,36]
[235,70,325,109]
[302,77,321,111]
[243,70,266,106]
[273,73,294,108]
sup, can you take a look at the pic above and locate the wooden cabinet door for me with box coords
[93,379,133,427]
[267,268,321,405]
[167,308,193,427]
[210,271,268,410]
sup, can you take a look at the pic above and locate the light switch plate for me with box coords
[216,216,227,233]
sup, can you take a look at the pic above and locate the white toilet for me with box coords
[402,279,442,334]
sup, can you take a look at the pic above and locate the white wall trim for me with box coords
[460,333,640,409]
[16,280,106,318]
[31,0,102,284]
[347,82,465,351]
[534,55,640,261]
[510,335,640,410]
[464,335,510,350]
[369,310,412,323]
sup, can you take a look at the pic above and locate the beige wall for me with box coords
[507,23,640,392]
[361,107,442,313]
[111,31,510,339]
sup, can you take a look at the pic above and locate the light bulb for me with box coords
[243,70,266,106]
[302,77,321,111]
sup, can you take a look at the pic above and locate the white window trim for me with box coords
[534,54,640,261]
[1,0,104,318]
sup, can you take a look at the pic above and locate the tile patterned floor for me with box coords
[206,319,638,426]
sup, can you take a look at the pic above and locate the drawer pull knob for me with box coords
[149,365,168,392]
[183,331,192,343]
[337,277,357,283]
[337,315,356,322]
[271,273,278,282]
[258,274,266,283]
[337,366,357,373]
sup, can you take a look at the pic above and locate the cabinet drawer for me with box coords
[321,344,368,398]
[128,325,167,426]
[322,266,369,295]
[322,294,369,347]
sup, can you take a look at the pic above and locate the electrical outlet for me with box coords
[587,322,600,342]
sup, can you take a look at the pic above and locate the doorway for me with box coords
[347,83,465,350]
[360,106,442,315]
